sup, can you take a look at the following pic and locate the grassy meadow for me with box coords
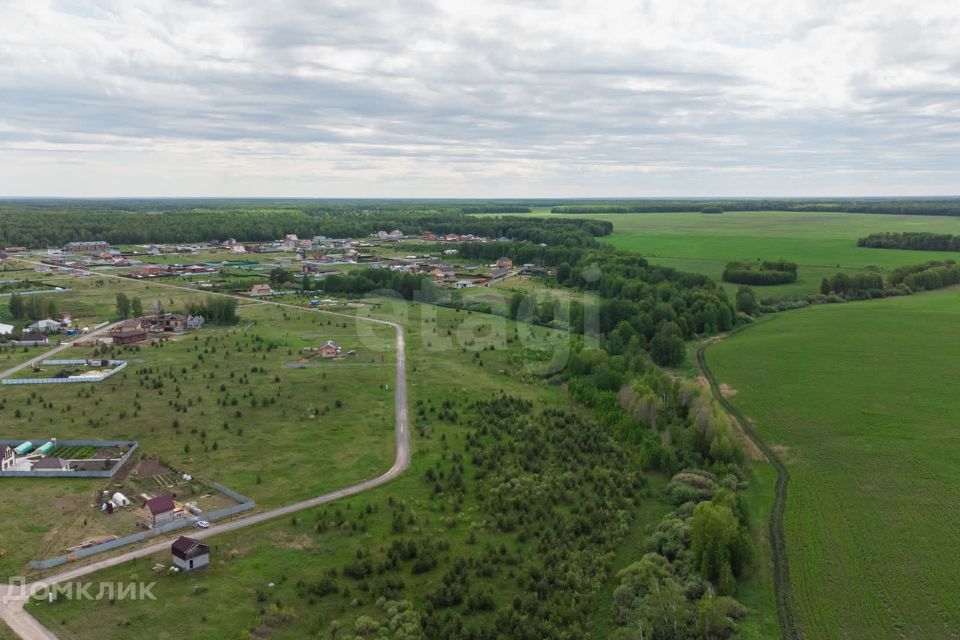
[0,274,397,579]
[28,300,678,640]
[708,289,960,639]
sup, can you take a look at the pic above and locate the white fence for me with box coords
[2,359,127,385]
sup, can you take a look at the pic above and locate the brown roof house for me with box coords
[171,536,210,572]
[14,333,51,347]
[318,340,341,359]
[250,284,273,296]
[143,495,184,529]
[495,257,513,269]
[0,445,14,471]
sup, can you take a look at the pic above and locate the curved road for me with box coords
[0,267,410,639]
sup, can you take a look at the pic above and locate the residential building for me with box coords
[250,284,273,296]
[496,257,513,269]
[14,333,50,347]
[0,445,14,471]
[143,495,184,529]
[0,322,13,336]
[64,241,110,252]
[319,340,342,359]
[27,319,62,333]
[112,329,147,345]
[171,536,210,572]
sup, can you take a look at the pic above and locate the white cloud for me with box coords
[0,0,957,196]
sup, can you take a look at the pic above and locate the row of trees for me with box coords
[0,203,610,248]
[7,293,59,321]
[857,231,960,252]
[819,272,885,297]
[551,199,960,216]
[722,260,798,286]
[888,260,960,291]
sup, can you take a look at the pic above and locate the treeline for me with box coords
[722,260,798,285]
[888,260,960,291]
[0,204,608,248]
[319,269,439,301]
[6,294,59,322]
[611,472,752,638]
[857,232,960,252]
[186,297,240,324]
[550,198,960,216]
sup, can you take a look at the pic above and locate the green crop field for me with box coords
[511,210,960,297]
[707,289,960,639]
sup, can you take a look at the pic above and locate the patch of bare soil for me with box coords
[133,458,171,477]
[719,383,738,397]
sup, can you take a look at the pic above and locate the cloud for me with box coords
[0,0,957,196]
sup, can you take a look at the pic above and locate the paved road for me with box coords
[0,265,410,639]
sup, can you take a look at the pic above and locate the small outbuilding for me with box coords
[171,536,210,572]
[32,457,68,472]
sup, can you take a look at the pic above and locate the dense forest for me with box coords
[0,203,605,248]
[722,260,798,286]
[550,198,960,216]
[857,232,960,252]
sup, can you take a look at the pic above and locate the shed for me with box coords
[171,536,210,572]
[33,457,68,472]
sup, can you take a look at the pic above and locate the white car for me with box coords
[195,520,210,529]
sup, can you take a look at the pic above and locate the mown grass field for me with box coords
[516,209,960,297]
[708,289,960,639]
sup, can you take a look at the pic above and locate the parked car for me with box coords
[195,520,210,529]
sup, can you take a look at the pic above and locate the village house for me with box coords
[0,445,14,471]
[250,283,273,296]
[171,536,210,572]
[0,322,13,336]
[27,318,63,333]
[14,333,50,347]
[143,495,184,529]
[111,329,147,345]
[496,256,513,269]
[319,340,342,359]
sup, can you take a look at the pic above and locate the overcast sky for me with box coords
[0,0,958,197]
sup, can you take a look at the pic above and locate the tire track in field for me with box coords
[696,327,803,640]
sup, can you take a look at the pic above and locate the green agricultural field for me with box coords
[707,289,960,639]
[508,210,960,297]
